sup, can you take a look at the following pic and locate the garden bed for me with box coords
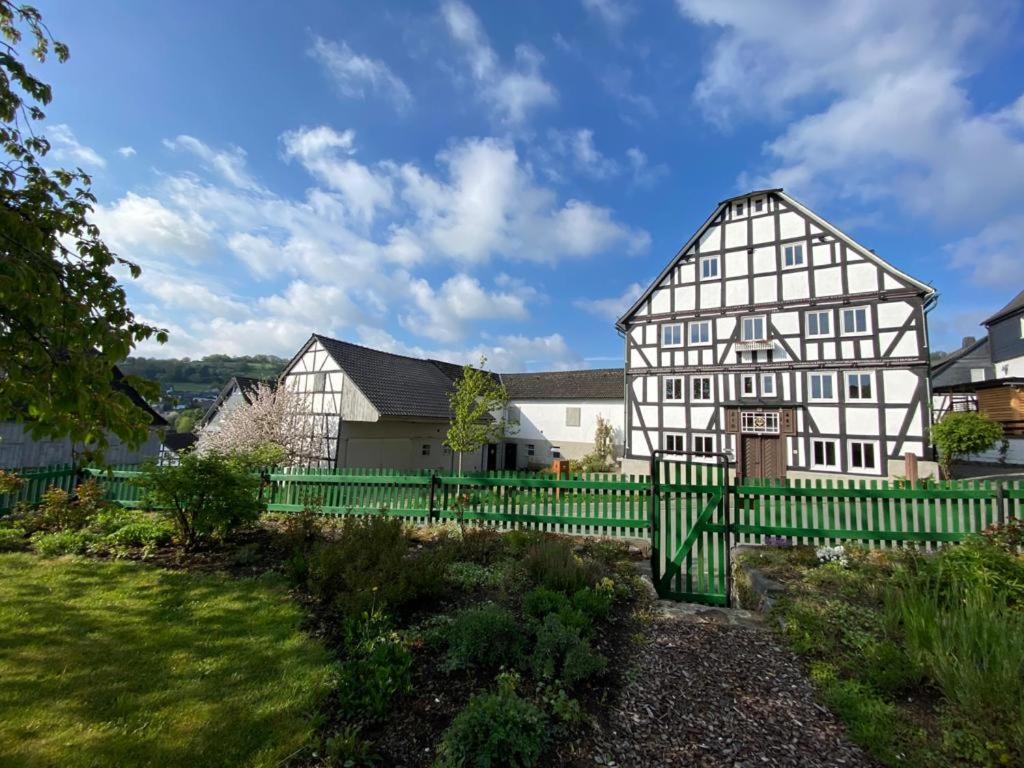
[733,529,1024,767]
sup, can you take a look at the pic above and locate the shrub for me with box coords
[89,505,140,535]
[530,613,607,688]
[336,611,413,721]
[446,561,499,590]
[931,411,1003,479]
[923,536,1024,605]
[104,517,174,553]
[30,530,97,556]
[522,539,597,594]
[434,682,549,768]
[522,587,571,621]
[32,479,111,532]
[134,453,263,549]
[0,469,23,496]
[456,528,506,564]
[444,604,525,673]
[571,586,613,623]
[0,527,27,551]
[308,517,448,618]
[503,529,547,557]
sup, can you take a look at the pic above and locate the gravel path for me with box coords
[586,604,876,768]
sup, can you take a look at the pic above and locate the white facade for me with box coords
[0,422,163,469]
[618,190,935,479]
[506,398,624,467]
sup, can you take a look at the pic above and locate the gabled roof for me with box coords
[931,336,990,378]
[502,369,623,400]
[314,335,462,420]
[983,289,1024,327]
[199,375,275,428]
[616,189,935,330]
[112,366,168,428]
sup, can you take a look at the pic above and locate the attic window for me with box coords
[754,198,764,212]
[735,202,744,215]
[312,372,326,392]
[700,254,719,279]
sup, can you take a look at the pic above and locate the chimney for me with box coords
[962,336,976,349]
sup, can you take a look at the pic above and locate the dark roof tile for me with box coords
[502,369,623,400]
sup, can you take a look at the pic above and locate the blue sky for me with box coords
[31,0,1024,370]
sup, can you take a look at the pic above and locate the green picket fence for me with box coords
[732,477,1023,549]
[0,465,78,513]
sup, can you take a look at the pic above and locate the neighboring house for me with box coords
[617,188,937,479]
[500,369,624,469]
[0,367,167,469]
[983,289,1024,378]
[932,289,1024,464]
[930,336,991,418]
[198,376,276,435]
[280,334,483,472]
[159,431,198,465]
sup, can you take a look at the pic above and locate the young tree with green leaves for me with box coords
[0,2,166,464]
[931,411,1004,480]
[444,358,510,475]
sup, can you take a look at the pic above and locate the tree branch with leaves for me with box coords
[444,358,511,475]
[0,2,166,465]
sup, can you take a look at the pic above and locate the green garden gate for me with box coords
[649,451,731,606]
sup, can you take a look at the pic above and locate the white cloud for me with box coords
[118,146,137,158]
[400,272,530,343]
[676,0,1024,286]
[164,135,262,191]
[282,126,393,224]
[309,36,413,112]
[400,137,648,262]
[582,0,634,32]
[93,192,214,264]
[945,216,1024,288]
[441,0,557,124]
[626,147,668,187]
[574,282,645,321]
[46,124,105,168]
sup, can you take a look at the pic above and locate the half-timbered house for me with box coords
[616,189,937,479]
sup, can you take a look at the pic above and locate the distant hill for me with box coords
[119,355,287,392]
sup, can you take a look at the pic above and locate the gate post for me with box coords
[721,457,732,608]
[649,453,660,594]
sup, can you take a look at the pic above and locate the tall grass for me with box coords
[887,559,1024,757]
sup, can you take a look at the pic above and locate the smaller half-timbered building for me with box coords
[616,189,936,479]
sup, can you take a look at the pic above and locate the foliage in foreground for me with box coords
[0,1,166,462]
[758,532,1024,767]
[135,452,263,549]
[0,552,333,768]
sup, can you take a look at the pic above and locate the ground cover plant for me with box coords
[294,517,645,766]
[0,552,333,768]
[736,527,1024,767]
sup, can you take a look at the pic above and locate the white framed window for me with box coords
[841,306,870,336]
[689,320,711,346]
[848,440,879,473]
[691,376,713,401]
[551,446,562,459]
[741,315,766,341]
[664,433,685,453]
[664,377,684,401]
[761,373,776,397]
[754,197,764,213]
[806,310,832,338]
[741,374,756,397]
[845,372,874,401]
[693,434,715,454]
[810,439,839,470]
[527,444,535,457]
[421,444,431,456]
[700,254,719,279]
[740,411,779,434]
[662,323,683,347]
[970,368,988,382]
[808,372,836,401]
[783,244,804,267]
[565,407,581,427]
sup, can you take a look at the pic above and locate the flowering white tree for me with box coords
[197,383,316,464]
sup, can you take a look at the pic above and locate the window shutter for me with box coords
[725,408,738,433]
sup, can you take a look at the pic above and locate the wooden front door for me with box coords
[740,435,785,480]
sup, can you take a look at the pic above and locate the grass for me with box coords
[0,552,334,768]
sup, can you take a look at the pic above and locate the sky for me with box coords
[28,0,1024,370]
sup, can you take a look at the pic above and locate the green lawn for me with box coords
[0,553,334,768]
